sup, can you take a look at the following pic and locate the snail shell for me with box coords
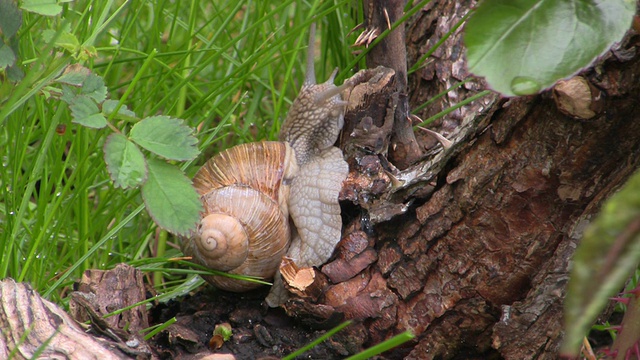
[182,141,298,292]
[182,24,353,303]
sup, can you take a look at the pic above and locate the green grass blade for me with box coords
[282,320,352,360]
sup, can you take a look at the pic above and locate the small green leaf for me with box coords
[60,84,77,104]
[0,0,23,38]
[104,133,148,189]
[20,0,62,16]
[102,100,138,121]
[0,40,16,68]
[130,116,199,161]
[213,323,233,341]
[56,64,91,87]
[561,170,640,356]
[70,95,107,129]
[465,0,636,96]
[141,158,202,236]
[81,73,107,103]
[53,32,80,53]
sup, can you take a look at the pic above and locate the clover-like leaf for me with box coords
[465,0,635,96]
[69,95,107,129]
[81,73,107,103]
[104,133,148,189]
[102,100,138,121]
[141,158,202,236]
[56,64,91,87]
[130,116,199,161]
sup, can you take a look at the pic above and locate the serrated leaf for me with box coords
[102,100,138,121]
[0,40,16,68]
[54,32,79,53]
[42,29,55,43]
[56,64,90,86]
[561,170,640,356]
[104,133,147,189]
[60,84,78,104]
[0,0,23,38]
[81,73,107,103]
[20,0,62,16]
[465,0,636,96]
[70,95,107,128]
[130,116,199,161]
[141,158,202,236]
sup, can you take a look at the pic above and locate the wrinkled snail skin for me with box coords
[182,24,350,302]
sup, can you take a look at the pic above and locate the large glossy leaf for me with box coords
[141,158,202,236]
[561,170,640,356]
[465,0,635,96]
[103,133,147,189]
[130,116,199,161]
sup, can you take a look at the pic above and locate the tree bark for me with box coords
[0,279,126,359]
[286,1,640,359]
[362,0,423,169]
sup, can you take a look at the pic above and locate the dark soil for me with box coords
[147,287,404,360]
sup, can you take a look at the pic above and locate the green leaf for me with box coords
[141,158,202,236]
[53,32,79,53]
[104,133,148,189]
[60,84,77,104]
[102,100,138,121]
[20,0,62,16]
[6,62,24,81]
[81,73,107,103]
[130,116,199,161]
[56,64,91,87]
[465,0,636,96]
[70,95,107,129]
[0,0,23,38]
[0,40,16,68]
[561,170,640,356]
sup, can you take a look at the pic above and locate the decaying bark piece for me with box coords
[68,263,152,358]
[0,278,125,359]
[69,263,149,333]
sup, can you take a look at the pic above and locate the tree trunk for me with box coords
[286,1,640,359]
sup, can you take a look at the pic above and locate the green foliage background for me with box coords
[2,0,639,357]
[0,0,361,304]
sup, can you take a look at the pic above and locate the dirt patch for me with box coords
[149,288,370,359]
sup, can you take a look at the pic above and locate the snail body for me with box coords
[181,25,351,304]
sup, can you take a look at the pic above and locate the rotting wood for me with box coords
[0,278,126,360]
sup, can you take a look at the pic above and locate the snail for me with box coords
[180,25,354,306]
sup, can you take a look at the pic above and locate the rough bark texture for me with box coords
[363,0,423,169]
[286,1,640,359]
[304,1,640,359]
[0,278,126,359]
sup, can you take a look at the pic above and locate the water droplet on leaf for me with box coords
[511,76,541,96]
